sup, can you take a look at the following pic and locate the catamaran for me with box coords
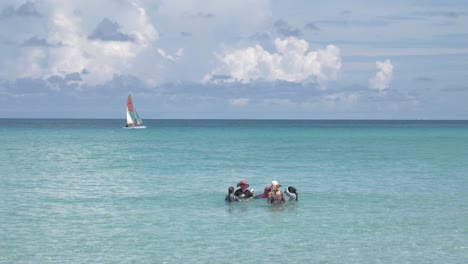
[123,93,146,129]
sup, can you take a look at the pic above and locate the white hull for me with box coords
[122,126,146,129]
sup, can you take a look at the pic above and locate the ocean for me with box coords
[1,119,467,263]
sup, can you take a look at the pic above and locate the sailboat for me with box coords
[123,93,146,129]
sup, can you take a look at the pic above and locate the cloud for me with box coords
[157,48,174,61]
[304,22,320,31]
[274,19,302,37]
[11,77,47,94]
[65,72,82,82]
[1,1,40,18]
[88,18,135,42]
[205,74,232,83]
[1,72,451,119]
[46,75,68,91]
[368,59,393,92]
[157,48,184,62]
[323,92,360,108]
[197,12,215,19]
[229,98,249,106]
[22,36,50,47]
[204,37,342,87]
[5,1,158,85]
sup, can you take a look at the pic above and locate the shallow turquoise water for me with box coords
[1,119,467,263]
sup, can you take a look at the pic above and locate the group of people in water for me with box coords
[225,179,298,204]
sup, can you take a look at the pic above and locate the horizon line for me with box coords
[1,117,467,121]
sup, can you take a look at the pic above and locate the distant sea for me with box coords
[1,119,467,263]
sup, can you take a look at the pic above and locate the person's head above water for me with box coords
[237,180,250,189]
[271,180,281,190]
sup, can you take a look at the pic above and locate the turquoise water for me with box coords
[1,119,467,263]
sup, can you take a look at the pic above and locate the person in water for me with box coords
[268,180,285,204]
[225,186,240,202]
[285,186,298,201]
[254,186,271,199]
[234,180,254,199]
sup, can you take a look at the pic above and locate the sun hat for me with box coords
[264,186,271,191]
[271,180,281,187]
[237,180,250,188]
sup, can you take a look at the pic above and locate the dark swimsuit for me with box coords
[234,189,253,198]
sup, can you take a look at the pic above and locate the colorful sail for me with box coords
[125,93,145,128]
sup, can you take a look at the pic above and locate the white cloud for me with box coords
[8,1,158,85]
[157,48,184,62]
[204,37,341,87]
[368,59,393,92]
[176,48,184,57]
[157,48,175,61]
[229,98,249,106]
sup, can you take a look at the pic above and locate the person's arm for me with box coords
[284,189,296,201]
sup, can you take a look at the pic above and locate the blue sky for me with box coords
[0,0,467,119]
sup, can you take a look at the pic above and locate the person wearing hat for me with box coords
[254,186,271,199]
[268,180,285,204]
[234,179,254,199]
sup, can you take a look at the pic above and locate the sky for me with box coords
[0,0,467,119]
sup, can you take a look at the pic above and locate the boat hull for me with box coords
[122,126,146,129]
